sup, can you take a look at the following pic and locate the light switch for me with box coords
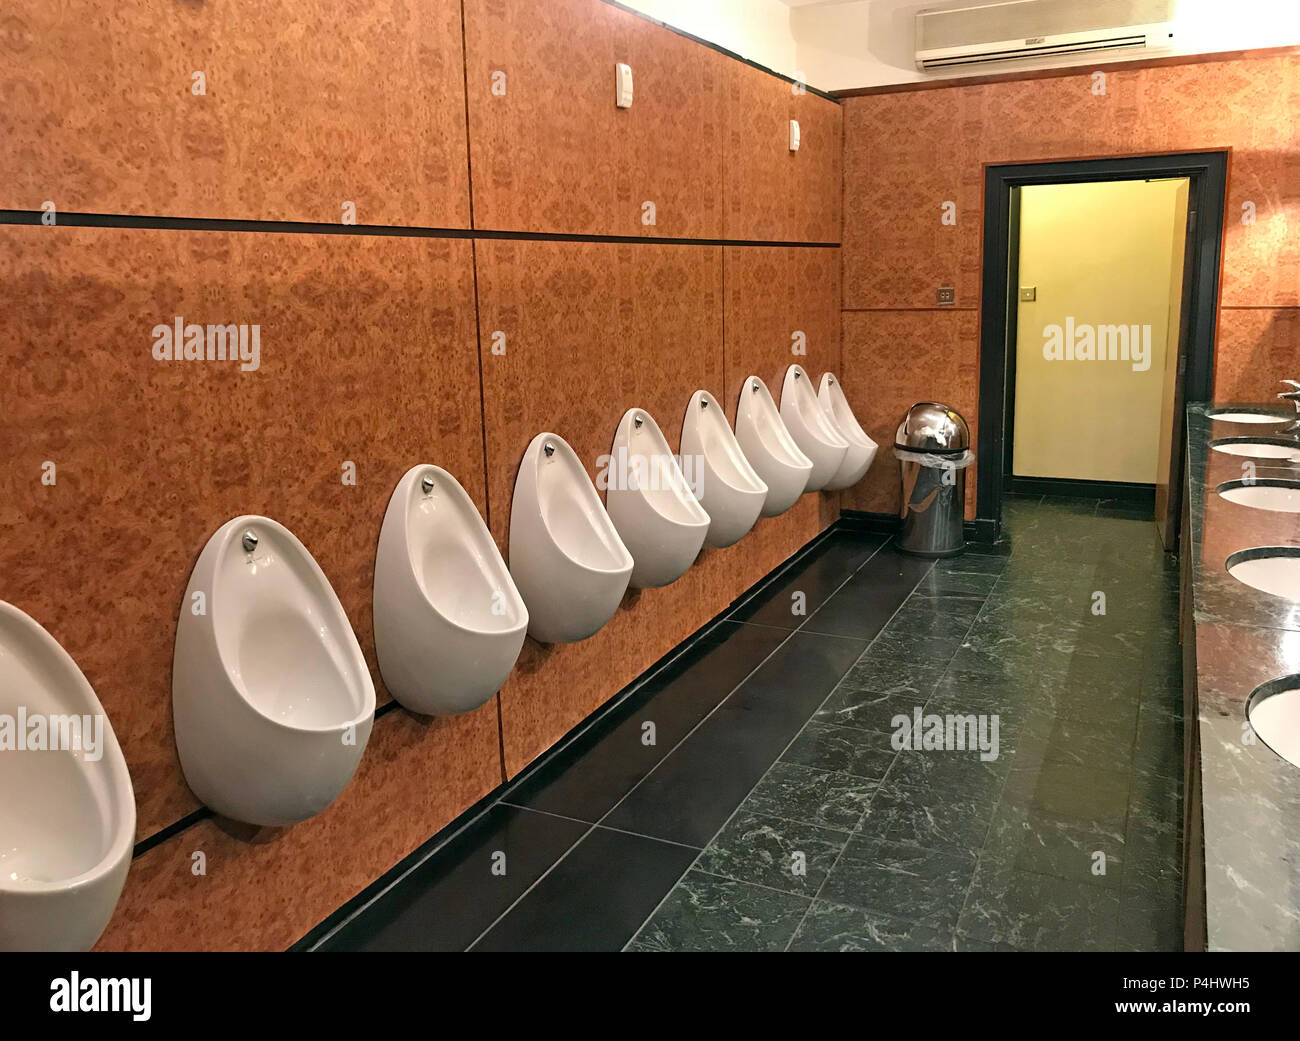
[789,119,800,152]
[1019,286,1037,301]
[615,63,633,109]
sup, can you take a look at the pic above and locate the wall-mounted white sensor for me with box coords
[616,63,633,109]
[789,119,801,152]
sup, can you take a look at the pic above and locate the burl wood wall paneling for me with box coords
[0,0,470,226]
[789,90,844,244]
[96,707,500,952]
[610,4,726,239]
[840,309,980,519]
[475,239,838,774]
[464,0,726,237]
[1213,309,1300,401]
[723,246,843,414]
[840,53,1300,516]
[843,54,1300,309]
[841,89,984,310]
[724,64,845,243]
[723,61,791,241]
[0,226,496,841]
[723,244,843,532]
[477,238,720,772]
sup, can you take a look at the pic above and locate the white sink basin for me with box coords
[1217,480,1300,513]
[1207,409,1291,425]
[1227,549,1300,601]
[1248,682,1300,769]
[1210,438,1300,461]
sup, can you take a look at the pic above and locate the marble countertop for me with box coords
[1185,402,1300,952]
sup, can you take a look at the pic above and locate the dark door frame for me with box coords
[976,151,1228,539]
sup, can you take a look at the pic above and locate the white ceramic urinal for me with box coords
[680,390,768,548]
[509,433,634,643]
[0,603,134,952]
[374,465,528,716]
[172,516,375,827]
[780,364,849,491]
[606,407,712,588]
[734,376,814,518]
[817,372,878,491]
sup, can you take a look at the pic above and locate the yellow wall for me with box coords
[1013,179,1188,484]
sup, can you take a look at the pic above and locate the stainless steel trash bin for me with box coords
[895,402,971,557]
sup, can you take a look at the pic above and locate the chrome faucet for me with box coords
[1276,381,1300,435]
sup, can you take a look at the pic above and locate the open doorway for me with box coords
[977,152,1228,548]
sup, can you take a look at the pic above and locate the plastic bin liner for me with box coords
[893,448,975,469]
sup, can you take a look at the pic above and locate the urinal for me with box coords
[509,433,634,643]
[172,516,376,827]
[817,372,878,491]
[0,603,135,952]
[734,376,814,518]
[606,407,712,588]
[780,364,849,492]
[374,465,528,716]
[679,390,768,548]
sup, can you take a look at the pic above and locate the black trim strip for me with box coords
[601,0,839,103]
[0,210,839,248]
[837,509,999,545]
[1008,475,1156,504]
[133,808,213,859]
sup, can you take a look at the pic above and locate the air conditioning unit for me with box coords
[916,0,1175,71]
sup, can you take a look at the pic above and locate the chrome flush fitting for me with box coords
[543,441,555,458]
[421,474,435,494]
[241,531,258,553]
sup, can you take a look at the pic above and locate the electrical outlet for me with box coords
[936,286,955,306]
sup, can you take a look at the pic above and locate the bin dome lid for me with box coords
[895,402,969,453]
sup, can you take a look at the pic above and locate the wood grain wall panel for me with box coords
[463,0,620,234]
[841,52,1300,499]
[842,90,983,309]
[723,245,843,528]
[476,240,837,773]
[0,0,470,226]
[463,0,730,238]
[723,247,843,415]
[95,705,500,951]
[840,310,980,520]
[609,6,726,239]
[3,1,845,952]
[1221,149,1300,309]
[0,226,489,837]
[789,92,844,244]
[724,61,792,241]
[477,239,727,772]
[1212,308,1300,402]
